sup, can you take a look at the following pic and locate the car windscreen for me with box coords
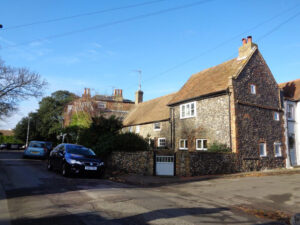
[66,145,96,156]
[29,142,45,148]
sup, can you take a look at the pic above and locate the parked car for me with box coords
[47,143,105,177]
[0,143,8,150]
[23,141,48,159]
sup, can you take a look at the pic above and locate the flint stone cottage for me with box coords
[64,88,134,127]
[123,36,286,174]
[279,79,300,167]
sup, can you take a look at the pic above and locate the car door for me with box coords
[57,145,65,170]
[50,145,59,169]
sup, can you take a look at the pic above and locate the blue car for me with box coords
[23,141,48,159]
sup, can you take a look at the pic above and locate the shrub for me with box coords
[208,142,231,153]
[93,132,149,157]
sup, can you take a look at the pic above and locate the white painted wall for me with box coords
[284,100,299,167]
[295,101,300,165]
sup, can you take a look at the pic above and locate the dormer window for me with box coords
[180,102,196,119]
[250,84,256,95]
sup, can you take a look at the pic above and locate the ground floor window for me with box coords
[274,142,282,157]
[259,142,267,157]
[158,138,166,147]
[196,139,208,150]
[179,139,188,150]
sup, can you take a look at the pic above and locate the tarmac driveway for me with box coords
[0,150,299,225]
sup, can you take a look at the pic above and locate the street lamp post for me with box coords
[26,116,30,147]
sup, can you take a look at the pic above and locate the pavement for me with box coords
[1,150,300,225]
[108,167,300,187]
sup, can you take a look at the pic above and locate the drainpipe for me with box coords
[227,89,233,150]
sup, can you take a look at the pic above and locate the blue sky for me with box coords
[0,0,300,129]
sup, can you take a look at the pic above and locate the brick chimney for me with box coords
[114,89,123,101]
[135,90,143,104]
[238,35,257,60]
[82,88,87,98]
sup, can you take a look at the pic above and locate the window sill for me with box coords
[180,116,196,120]
[154,129,161,131]
[196,149,207,151]
[179,148,188,151]
[260,155,268,158]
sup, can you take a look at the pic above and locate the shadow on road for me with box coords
[0,206,265,225]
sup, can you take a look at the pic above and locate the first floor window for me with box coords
[196,139,208,150]
[250,84,256,94]
[158,138,166,147]
[259,142,267,157]
[274,142,282,157]
[136,125,140,133]
[154,122,161,130]
[179,139,188,150]
[274,112,280,121]
[180,102,196,119]
[287,104,294,120]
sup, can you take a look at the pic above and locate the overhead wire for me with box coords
[3,0,167,30]
[132,3,300,90]
[2,0,214,49]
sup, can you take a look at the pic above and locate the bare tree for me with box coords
[0,59,47,117]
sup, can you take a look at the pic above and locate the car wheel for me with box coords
[47,160,52,171]
[62,163,69,177]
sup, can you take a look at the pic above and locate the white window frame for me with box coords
[287,104,294,120]
[97,101,106,109]
[196,139,208,151]
[129,126,133,132]
[154,122,161,131]
[135,125,140,133]
[250,84,256,94]
[274,142,282,157]
[259,142,267,157]
[179,139,188,150]
[274,112,280,121]
[180,102,196,119]
[158,138,166,147]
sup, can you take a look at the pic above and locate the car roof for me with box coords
[30,141,47,143]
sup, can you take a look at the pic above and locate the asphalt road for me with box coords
[0,151,299,225]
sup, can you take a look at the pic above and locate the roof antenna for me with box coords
[133,69,142,90]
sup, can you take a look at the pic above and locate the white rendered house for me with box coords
[280,79,300,167]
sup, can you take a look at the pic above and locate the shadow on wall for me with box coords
[282,82,296,99]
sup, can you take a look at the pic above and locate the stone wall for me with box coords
[109,151,154,175]
[172,94,231,152]
[233,50,286,169]
[176,151,239,176]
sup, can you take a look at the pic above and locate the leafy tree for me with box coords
[14,112,43,143]
[0,59,47,117]
[77,115,122,148]
[14,90,76,143]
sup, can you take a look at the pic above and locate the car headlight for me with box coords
[99,162,104,166]
[67,159,82,165]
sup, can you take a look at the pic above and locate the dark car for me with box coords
[0,143,8,150]
[47,143,105,177]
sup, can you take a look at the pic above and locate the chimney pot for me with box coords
[247,36,252,44]
[242,38,247,45]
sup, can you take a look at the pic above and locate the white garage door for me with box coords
[156,156,174,176]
